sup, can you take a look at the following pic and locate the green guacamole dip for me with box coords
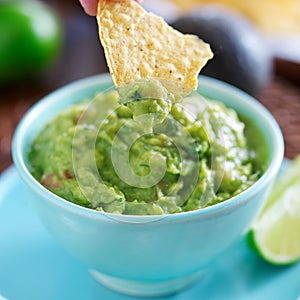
[28,81,266,215]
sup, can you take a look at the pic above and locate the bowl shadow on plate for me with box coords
[182,237,299,300]
[87,237,299,300]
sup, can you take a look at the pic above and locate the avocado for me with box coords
[171,6,273,96]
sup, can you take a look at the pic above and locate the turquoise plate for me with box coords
[0,164,300,300]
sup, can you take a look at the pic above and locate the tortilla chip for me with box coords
[97,0,213,96]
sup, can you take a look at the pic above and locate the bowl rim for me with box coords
[12,74,284,224]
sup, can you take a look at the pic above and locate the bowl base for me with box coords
[89,269,207,297]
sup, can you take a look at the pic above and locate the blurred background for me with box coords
[0,0,300,173]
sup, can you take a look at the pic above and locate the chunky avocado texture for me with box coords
[28,83,264,215]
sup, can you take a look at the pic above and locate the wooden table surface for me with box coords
[0,1,300,174]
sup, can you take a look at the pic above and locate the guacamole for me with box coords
[28,82,265,215]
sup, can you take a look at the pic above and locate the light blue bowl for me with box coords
[12,74,284,297]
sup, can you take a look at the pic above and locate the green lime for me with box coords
[0,0,62,82]
[249,156,300,265]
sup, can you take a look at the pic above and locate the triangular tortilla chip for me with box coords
[97,0,213,96]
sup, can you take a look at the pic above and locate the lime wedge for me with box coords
[249,156,300,265]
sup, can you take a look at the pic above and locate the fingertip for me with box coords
[79,0,98,16]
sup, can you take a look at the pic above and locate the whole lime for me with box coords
[171,6,273,96]
[0,0,62,82]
